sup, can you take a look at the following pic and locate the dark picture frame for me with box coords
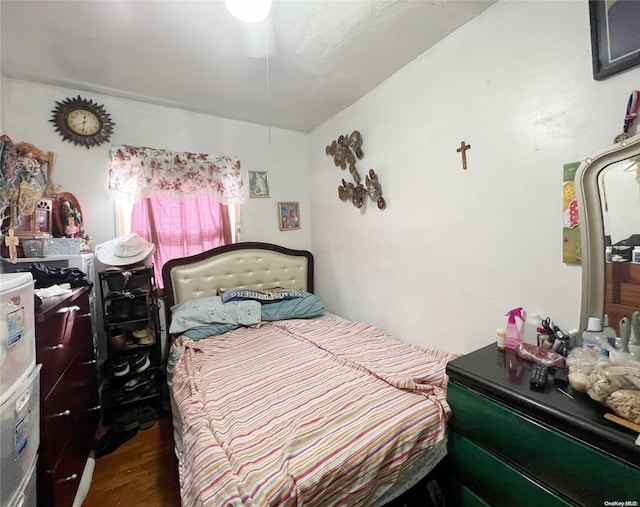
[589,0,640,80]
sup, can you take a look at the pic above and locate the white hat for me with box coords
[95,233,155,266]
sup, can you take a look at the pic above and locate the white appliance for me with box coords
[0,273,40,507]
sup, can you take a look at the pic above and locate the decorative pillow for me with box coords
[261,292,325,321]
[221,286,302,304]
[182,323,240,340]
[169,296,261,334]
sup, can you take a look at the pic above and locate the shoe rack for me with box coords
[98,265,163,426]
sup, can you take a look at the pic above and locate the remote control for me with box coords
[554,367,570,385]
[529,363,548,388]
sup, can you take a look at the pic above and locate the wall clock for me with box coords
[50,95,115,149]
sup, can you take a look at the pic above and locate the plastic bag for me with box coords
[566,347,640,424]
[515,342,567,368]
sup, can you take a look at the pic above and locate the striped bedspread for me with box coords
[171,319,456,506]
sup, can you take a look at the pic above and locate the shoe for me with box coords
[110,387,126,404]
[133,328,155,345]
[111,357,130,377]
[114,409,141,432]
[137,406,158,430]
[130,351,150,373]
[124,371,156,392]
[108,299,131,322]
[131,298,148,319]
[110,331,134,349]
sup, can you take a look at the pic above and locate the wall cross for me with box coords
[456,141,471,170]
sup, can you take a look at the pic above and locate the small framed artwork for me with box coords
[589,0,640,80]
[278,202,300,231]
[248,171,270,198]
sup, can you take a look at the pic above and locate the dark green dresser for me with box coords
[445,344,640,507]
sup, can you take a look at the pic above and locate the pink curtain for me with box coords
[130,195,230,287]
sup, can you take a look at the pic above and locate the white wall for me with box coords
[1,79,311,250]
[308,0,640,354]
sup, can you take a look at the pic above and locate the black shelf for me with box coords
[98,264,164,426]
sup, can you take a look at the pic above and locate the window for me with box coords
[109,145,244,287]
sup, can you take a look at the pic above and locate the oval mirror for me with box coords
[575,133,640,334]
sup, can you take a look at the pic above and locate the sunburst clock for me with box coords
[50,95,115,148]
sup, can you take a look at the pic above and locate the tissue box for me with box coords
[22,238,82,257]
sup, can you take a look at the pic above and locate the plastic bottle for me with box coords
[605,246,613,263]
[602,314,617,348]
[524,312,542,345]
[629,311,640,361]
[633,246,640,264]
[496,328,506,352]
[504,307,525,349]
[582,317,609,356]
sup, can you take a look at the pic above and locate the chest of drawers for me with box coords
[445,344,640,506]
[35,286,100,506]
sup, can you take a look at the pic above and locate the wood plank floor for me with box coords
[83,413,180,506]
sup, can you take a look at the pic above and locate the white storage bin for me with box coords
[6,457,37,507]
[0,273,36,397]
[0,365,40,507]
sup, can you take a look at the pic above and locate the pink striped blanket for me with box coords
[171,319,456,506]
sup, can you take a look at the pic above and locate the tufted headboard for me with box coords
[161,242,314,317]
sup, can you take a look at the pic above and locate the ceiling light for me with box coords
[224,0,272,23]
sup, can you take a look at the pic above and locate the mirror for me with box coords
[576,133,640,334]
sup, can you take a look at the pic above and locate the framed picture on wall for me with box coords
[248,171,270,198]
[278,202,300,231]
[589,0,640,80]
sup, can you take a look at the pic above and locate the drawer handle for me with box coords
[88,405,102,412]
[53,409,71,417]
[80,312,92,318]
[79,359,97,366]
[50,343,64,350]
[57,473,78,484]
[57,305,80,314]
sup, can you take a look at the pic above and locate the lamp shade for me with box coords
[225,0,272,23]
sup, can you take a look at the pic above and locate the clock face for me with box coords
[66,109,102,136]
[50,95,115,148]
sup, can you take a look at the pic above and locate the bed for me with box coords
[162,242,456,506]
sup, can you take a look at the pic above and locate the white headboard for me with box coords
[162,242,314,311]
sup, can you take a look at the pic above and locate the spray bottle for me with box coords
[505,307,525,349]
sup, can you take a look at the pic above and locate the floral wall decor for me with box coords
[325,131,386,210]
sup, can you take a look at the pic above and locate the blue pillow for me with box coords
[261,292,325,320]
[182,323,240,340]
[221,286,302,304]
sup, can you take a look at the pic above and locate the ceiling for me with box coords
[0,0,494,133]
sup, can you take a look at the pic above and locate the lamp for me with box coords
[224,0,272,23]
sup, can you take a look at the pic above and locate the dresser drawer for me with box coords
[40,356,98,471]
[44,436,91,507]
[37,309,71,396]
[448,432,569,507]
[448,381,640,505]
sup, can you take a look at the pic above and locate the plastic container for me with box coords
[633,246,640,264]
[496,328,506,352]
[524,313,542,345]
[582,317,609,355]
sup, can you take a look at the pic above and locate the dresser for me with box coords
[35,286,100,506]
[445,344,640,506]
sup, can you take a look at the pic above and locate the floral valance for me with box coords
[109,145,244,205]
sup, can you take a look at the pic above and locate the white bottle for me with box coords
[582,317,608,355]
[523,312,542,345]
[633,246,640,264]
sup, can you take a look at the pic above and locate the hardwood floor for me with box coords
[83,413,180,506]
